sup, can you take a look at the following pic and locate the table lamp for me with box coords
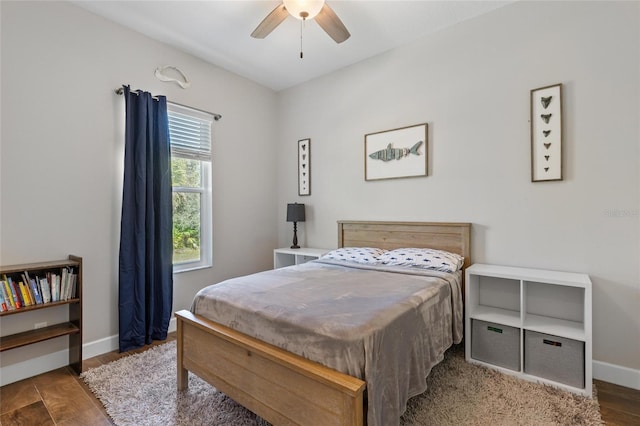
[286,203,305,249]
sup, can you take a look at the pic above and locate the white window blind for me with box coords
[168,103,213,161]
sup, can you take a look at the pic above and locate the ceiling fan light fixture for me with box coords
[283,0,325,20]
[251,0,349,45]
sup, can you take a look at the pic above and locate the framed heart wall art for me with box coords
[531,83,563,182]
[298,138,311,196]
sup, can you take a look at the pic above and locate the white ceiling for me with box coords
[74,1,513,91]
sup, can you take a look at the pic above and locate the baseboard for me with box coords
[84,316,177,358]
[4,318,636,391]
[1,317,178,387]
[82,333,119,359]
[593,360,640,390]
[0,348,70,387]
[168,316,177,333]
[82,317,177,359]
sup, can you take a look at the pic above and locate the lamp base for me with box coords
[291,221,300,249]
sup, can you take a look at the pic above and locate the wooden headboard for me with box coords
[337,221,471,269]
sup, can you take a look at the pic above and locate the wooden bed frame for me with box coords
[176,221,471,426]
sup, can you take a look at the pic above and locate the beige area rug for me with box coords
[81,342,603,426]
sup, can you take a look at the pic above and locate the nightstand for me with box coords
[273,247,330,269]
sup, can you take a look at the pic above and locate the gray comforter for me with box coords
[191,259,463,426]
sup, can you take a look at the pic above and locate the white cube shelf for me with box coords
[273,247,330,269]
[465,263,592,397]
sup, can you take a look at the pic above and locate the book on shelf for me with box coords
[19,281,32,306]
[10,279,22,307]
[21,272,35,305]
[4,277,21,309]
[23,271,43,305]
[39,277,51,304]
[0,265,79,312]
[47,272,61,302]
[63,267,77,300]
[28,278,43,304]
[0,281,9,311]
[70,273,77,299]
[55,273,61,301]
[47,272,53,302]
[2,279,17,310]
[0,284,7,312]
[57,267,77,301]
[61,267,73,301]
[9,278,23,308]
[26,281,35,305]
[1,281,16,311]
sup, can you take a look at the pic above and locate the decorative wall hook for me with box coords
[154,66,191,89]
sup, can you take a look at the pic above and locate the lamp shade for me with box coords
[286,203,306,222]
[283,0,325,20]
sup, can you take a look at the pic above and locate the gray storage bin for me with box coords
[471,319,520,371]
[524,330,585,389]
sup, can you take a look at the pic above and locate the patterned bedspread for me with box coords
[191,259,463,426]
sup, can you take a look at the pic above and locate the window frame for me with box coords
[167,102,213,273]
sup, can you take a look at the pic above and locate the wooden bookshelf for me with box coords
[0,298,81,317]
[0,255,83,375]
[0,322,80,351]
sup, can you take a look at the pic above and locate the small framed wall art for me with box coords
[364,123,428,181]
[531,83,562,182]
[298,138,311,196]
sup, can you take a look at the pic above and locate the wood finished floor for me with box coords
[1,332,638,425]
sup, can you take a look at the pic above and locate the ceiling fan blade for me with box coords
[315,3,350,44]
[251,3,289,39]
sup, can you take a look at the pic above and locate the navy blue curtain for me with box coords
[118,86,173,352]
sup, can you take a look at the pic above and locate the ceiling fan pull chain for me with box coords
[300,19,304,59]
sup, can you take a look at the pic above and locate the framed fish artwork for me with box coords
[364,123,428,181]
[531,83,563,182]
[298,138,311,196]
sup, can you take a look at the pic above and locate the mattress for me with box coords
[191,259,463,426]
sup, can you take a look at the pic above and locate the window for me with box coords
[168,103,213,272]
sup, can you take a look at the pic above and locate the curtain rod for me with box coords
[114,87,222,121]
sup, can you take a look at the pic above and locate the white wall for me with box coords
[0,1,278,383]
[1,0,638,389]
[277,0,640,377]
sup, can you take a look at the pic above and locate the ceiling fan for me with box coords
[251,0,350,44]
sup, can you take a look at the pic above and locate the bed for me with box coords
[176,220,471,426]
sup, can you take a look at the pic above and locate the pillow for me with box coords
[379,248,464,272]
[320,247,387,264]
